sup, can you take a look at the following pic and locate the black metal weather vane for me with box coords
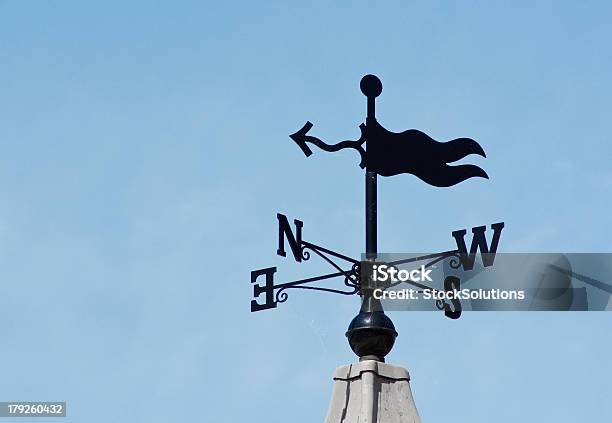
[251,75,505,361]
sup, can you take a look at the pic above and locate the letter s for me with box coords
[443,276,462,319]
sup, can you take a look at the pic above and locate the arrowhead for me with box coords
[290,121,314,157]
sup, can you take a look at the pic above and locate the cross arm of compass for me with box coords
[290,121,367,168]
[548,264,612,294]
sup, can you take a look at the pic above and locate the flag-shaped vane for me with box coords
[290,75,488,187]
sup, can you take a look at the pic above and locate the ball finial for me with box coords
[360,74,382,98]
[346,311,397,361]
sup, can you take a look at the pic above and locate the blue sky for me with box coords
[0,1,610,422]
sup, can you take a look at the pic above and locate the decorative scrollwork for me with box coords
[275,288,289,304]
[344,263,361,288]
[300,244,311,261]
[344,278,358,290]
[449,252,463,269]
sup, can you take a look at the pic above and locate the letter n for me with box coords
[452,222,504,270]
[277,213,303,262]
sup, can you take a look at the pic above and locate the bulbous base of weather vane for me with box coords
[346,311,398,361]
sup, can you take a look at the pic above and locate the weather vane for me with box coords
[250,75,505,361]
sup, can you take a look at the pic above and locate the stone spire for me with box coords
[325,360,422,423]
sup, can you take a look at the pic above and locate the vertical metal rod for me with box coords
[362,169,380,313]
[367,97,376,120]
[365,171,377,256]
[349,75,396,363]
[363,78,378,313]
[365,77,377,257]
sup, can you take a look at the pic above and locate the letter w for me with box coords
[277,213,304,262]
[452,222,504,270]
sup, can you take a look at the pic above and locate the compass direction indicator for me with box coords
[250,75,505,360]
